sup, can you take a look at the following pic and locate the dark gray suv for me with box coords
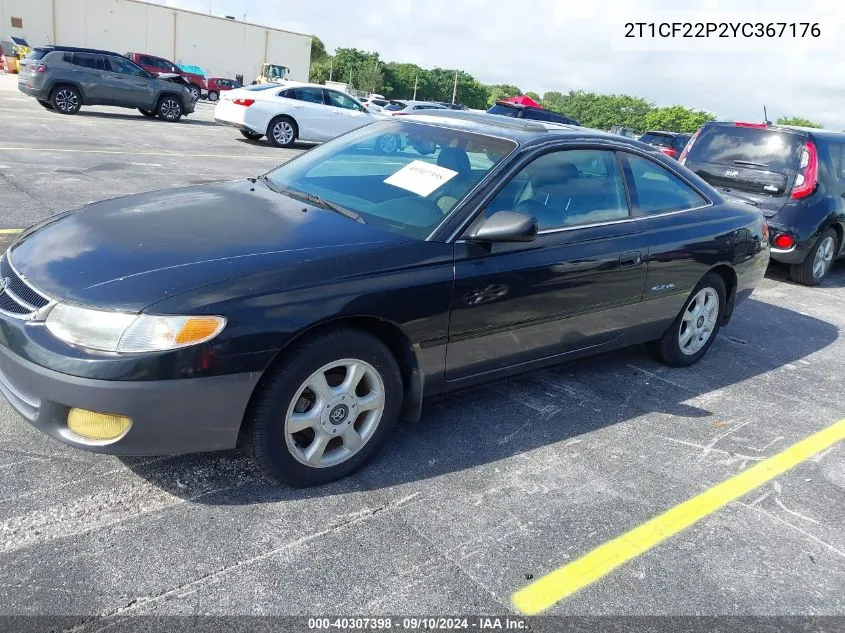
[18,46,195,121]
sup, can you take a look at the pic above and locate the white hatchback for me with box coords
[214,82,380,147]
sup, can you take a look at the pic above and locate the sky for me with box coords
[157,0,844,128]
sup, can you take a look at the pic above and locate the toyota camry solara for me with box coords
[0,112,769,486]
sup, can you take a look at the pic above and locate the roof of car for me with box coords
[35,45,122,56]
[704,121,845,141]
[403,110,658,150]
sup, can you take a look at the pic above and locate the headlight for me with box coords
[45,303,226,353]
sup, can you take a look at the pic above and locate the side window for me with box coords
[326,91,362,111]
[106,56,145,77]
[138,55,155,66]
[71,53,105,71]
[623,153,708,215]
[292,87,326,104]
[485,149,629,230]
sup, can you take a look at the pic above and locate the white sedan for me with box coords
[214,82,381,147]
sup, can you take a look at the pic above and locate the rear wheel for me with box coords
[37,99,53,110]
[650,272,726,367]
[242,329,402,487]
[790,228,838,286]
[138,109,156,118]
[240,129,264,141]
[156,96,183,122]
[207,91,219,102]
[50,86,81,114]
[267,116,298,148]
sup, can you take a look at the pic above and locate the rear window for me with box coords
[639,132,675,147]
[384,101,407,111]
[26,49,50,61]
[244,83,281,91]
[488,103,519,117]
[686,126,802,174]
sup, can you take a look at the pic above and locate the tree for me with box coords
[776,116,823,129]
[356,62,384,94]
[310,36,327,63]
[485,84,522,107]
[383,62,426,99]
[643,105,715,133]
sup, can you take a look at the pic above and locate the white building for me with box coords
[0,0,312,82]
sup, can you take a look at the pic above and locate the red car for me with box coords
[125,52,206,101]
[205,77,243,102]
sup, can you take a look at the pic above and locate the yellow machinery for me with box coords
[254,63,289,84]
[3,36,30,73]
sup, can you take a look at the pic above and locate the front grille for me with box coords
[0,253,52,319]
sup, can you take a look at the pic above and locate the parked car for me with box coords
[124,52,206,101]
[487,100,580,126]
[638,131,691,159]
[381,100,448,115]
[206,76,242,102]
[17,46,195,121]
[680,121,845,285]
[437,102,467,110]
[361,97,389,111]
[213,81,378,147]
[0,111,768,486]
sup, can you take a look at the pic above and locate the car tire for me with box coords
[37,99,53,110]
[243,328,402,487]
[240,129,264,141]
[50,85,82,114]
[156,96,183,122]
[208,91,218,102]
[138,109,156,118]
[790,228,838,286]
[376,133,399,154]
[650,272,726,368]
[188,84,200,102]
[266,116,298,148]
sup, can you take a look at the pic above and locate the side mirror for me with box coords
[468,211,538,243]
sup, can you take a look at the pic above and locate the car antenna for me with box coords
[763,105,771,125]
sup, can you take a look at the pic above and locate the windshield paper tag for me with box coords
[384,160,458,196]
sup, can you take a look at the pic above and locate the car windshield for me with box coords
[264,121,517,240]
[244,83,281,91]
[487,103,518,117]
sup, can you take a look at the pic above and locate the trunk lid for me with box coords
[683,124,804,217]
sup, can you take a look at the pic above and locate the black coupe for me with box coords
[0,112,769,486]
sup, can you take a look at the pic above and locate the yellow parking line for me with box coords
[511,418,845,615]
[0,147,281,159]
[0,229,23,234]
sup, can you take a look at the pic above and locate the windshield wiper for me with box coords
[277,187,366,224]
[257,174,281,193]
[733,160,769,168]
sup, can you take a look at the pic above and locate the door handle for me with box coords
[619,252,643,268]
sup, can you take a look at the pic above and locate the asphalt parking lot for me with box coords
[0,73,843,627]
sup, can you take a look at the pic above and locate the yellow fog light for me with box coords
[67,409,132,441]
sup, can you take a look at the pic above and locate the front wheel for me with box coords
[650,272,726,367]
[156,96,183,122]
[267,116,298,147]
[243,329,402,487]
[790,228,838,286]
[207,91,218,102]
[188,84,200,102]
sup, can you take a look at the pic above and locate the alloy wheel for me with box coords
[678,287,719,356]
[54,89,79,113]
[284,359,385,468]
[272,120,295,145]
[812,235,835,280]
[160,99,181,120]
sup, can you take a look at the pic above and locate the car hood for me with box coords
[9,180,405,312]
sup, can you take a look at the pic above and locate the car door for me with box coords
[280,86,332,141]
[446,147,649,380]
[324,90,372,137]
[104,55,156,107]
[67,52,109,103]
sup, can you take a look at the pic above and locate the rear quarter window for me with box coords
[624,153,708,215]
[26,49,49,61]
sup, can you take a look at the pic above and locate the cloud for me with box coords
[157,0,845,129]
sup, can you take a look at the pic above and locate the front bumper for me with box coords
[0,342,259,455]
